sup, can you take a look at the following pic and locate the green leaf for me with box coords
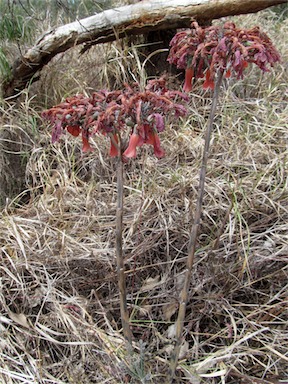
[0,47,11,80]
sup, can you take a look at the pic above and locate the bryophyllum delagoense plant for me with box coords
[167,21,280,382]
[42,77,188,347]
[168,21,281,92]
[42,78,188,159]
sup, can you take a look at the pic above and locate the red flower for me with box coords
[144,128,165,158]
[225,69,231,78]
[42,79,188,160]
[81,135,93,152]
[183,67,194,92]
[203,69,215,90]
[109,134,119,157]
[67,125,81,137]
[151,133,165,158]
[168,21,280,91]
[123,133,141,159]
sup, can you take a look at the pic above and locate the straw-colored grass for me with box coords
[0,8,287,384]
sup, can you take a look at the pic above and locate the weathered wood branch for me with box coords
[3,0,286,98]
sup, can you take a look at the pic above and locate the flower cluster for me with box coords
[167,21,281,92]
[42,78,188,158]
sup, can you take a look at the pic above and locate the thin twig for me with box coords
[168,70,224,381]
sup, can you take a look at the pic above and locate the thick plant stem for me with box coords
[116,152,133,346]
[168,70,224,381]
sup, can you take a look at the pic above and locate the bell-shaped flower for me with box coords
[81,133,93,152]
[109,133,119,157]
[67,125,81,137]
[152,133,165,158]
[123,132,141,159]
[144,128,165,158]
[183,67,194,92]
[203,69,215,90]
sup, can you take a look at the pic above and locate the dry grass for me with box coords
[0,8,288,384]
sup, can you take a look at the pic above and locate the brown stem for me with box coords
[116,139,133,346]
[168,69,224,381]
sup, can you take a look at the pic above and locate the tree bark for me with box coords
[2,0,286,98]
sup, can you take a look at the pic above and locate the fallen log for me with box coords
[2,0,286,98]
